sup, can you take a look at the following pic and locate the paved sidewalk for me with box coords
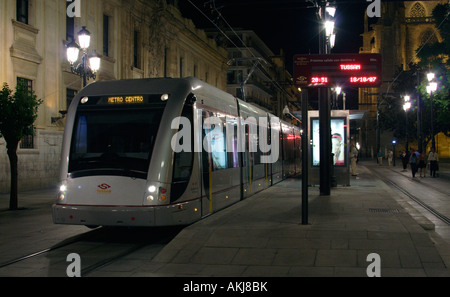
[140,163,450,277]
[0,163,449,277]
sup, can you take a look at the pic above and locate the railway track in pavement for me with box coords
[369,164,450,227]
[0,226,183,277]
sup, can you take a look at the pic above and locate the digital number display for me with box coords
[107,96,144,104]
[311,77,329,84]
[349,76,378,83]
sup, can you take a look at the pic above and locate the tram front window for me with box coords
[69,108,164,178]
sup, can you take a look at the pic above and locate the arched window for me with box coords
[410,2,426,18]
[419,28,437,46]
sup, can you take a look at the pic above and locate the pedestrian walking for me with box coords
[418,152,426,177]
[377,149,383,165]
[388,149,393,166]
[410,149,418,178]
[428,148,439,178]
[400,151,408,172]
[350,143,358,176]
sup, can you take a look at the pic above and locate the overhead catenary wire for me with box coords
[187,0,298,104]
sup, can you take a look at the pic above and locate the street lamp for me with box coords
[403,96,411,152]
[392,140,397,166]
[66,26,101,87]
[325,21,335,37]
[426,72,438,150]
[324,4,336,51]
[333,86,341,110]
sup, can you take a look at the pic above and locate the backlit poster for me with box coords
[311,118,346,167]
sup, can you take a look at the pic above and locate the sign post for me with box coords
[294,53,382,219]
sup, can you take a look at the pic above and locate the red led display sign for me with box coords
[294,54,382,87]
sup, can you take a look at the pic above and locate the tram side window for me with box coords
[226,117,239,168]
[203,111,228,171]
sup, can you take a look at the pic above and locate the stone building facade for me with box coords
[207,29,300,118]
[358,0,448,157]
[0,0,228,192]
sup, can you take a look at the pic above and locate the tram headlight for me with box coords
[145,183,170,205]
[57,184,67,202]
[148,185,157,193]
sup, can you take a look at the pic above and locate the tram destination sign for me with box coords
[294,53,382,87]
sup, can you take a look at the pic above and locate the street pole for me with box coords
[392,141,396,166]
[319,0,331,196]
[416,71,422,153]
[405,110,409,152]
[82,52,88,88]
[431,91,435,150]
[376,96,380,163]
[302,89,309,225]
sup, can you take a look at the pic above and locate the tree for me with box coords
[416,3,450,146]
[0,82,42,210]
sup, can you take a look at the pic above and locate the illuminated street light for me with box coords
[77,26,91,50]
[330,34,336,48]
[403,101,411,111]
[66,26,101,87]
[326,6,336,17]
[325,21,335,37]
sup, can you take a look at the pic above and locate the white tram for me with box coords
[52,77,301,227]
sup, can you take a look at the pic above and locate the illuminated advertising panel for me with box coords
[294,54,382,87]
[311,117,347,167]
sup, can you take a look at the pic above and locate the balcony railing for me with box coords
[405,17,434,24]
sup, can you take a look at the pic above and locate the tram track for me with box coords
[390,169,450,198]
[370,166,450,226]
[0,226,183,277]
[0,228,107,269]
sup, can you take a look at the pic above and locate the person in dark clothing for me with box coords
[410,149,418,178]
[400,151,408,172]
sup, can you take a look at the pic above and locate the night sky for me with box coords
[179,0,369,74]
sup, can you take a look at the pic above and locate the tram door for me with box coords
[241,120,252,199]
[200,110,213,216]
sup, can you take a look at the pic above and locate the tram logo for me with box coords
[97,183,112,193]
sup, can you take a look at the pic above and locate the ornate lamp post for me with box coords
[66,26,101,87]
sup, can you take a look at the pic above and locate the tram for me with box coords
[52,77,301,227]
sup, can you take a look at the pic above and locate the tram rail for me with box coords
[0,226,182,276]
[370,166,450,226]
